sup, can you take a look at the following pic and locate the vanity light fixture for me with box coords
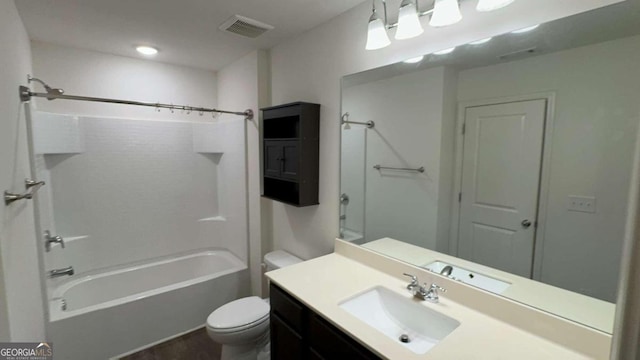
[396,0,424,40]
[403,55,424,63]
[511,24,540,34]
[366,2,392,50]
[429,0,462,27]
[365,0,516,50]
[433,46,456,55]
[476,0,515,12]
[136,45,159,56]
[468,37,492,45]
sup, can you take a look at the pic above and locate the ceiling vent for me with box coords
[219,15,274,39]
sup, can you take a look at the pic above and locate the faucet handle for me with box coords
[403,273,419,286]
[424,283,446,303]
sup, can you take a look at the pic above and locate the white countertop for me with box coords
[267,252,600,360]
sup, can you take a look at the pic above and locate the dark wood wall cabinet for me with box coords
[261,102,320,207]
[270,284,381,360]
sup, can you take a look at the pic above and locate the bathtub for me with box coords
[47,249,249,360]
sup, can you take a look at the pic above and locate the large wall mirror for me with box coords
[339,1,640,334]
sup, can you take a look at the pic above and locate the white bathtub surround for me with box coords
[48,249,249,360]
[29,110,250,357]
[32,112,248,275]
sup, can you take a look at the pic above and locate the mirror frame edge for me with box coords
[611,125,640,359]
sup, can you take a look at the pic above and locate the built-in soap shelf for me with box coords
[197,216,226,222]
[33,113,85,155]
[48,235,89,249]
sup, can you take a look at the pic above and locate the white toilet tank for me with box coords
[263,250,303,272]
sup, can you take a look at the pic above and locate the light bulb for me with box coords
[403,55,424,64]
[476,0,515,12]
[430,0,462,27]
[511,24,540,34]
[136,46,158,56]
[366,12,391,50]
[395,0,424,40]
[433,47,455,55]
[469,37,492,45]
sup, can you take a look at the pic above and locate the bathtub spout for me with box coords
[49,266,74,278]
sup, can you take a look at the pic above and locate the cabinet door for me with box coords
[309,313,380,360]
[271,314,305,360]
[281,140,299,181]
[264,141,283,178]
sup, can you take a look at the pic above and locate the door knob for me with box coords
[521,220,532,228]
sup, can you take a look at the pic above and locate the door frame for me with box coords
[449,92,556,281]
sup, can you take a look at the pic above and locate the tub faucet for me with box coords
[49,266,74,278]
[403,273,447,303]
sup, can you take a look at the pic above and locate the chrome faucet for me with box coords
[403,273,447,303]
[44,230,65,252]
[49,266,74,278]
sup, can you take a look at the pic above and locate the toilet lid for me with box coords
[207,296,270,330]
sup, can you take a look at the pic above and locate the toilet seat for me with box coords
[207,296,270,334]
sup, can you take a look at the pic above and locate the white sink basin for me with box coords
[423,261,511,294]
[339,286,460,354]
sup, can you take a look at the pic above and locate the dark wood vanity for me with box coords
[270,284,381,360]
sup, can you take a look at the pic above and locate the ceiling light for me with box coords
[433,47,456,55]
[136,46,158,56]
[476,0,516,12]
[511,24,540,34]
[366,10,391,50]
[469,37,492,45]
[395,0,424,40]
[429,0,462,27]
[403,55,424,64]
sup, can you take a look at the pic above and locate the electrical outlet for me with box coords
[567,195,596,213]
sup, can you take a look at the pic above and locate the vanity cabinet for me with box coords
[261,102,320,207]
[270,284,381,360]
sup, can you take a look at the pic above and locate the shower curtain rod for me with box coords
[18,79,254,120]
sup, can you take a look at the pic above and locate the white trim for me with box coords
[449,92,556,282]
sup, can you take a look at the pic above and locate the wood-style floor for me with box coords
[120,328,221,360]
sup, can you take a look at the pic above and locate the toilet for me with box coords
[206,250,303,360]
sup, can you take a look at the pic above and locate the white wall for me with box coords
[216,50,270,296]
[268,0,621,259]
[32,113,247,276]
[31,41,217,122]
[458,35,640,301]
[342,66,456,250]
[0,0,45,341]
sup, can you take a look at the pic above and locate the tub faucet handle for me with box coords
[44,230,65,252]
